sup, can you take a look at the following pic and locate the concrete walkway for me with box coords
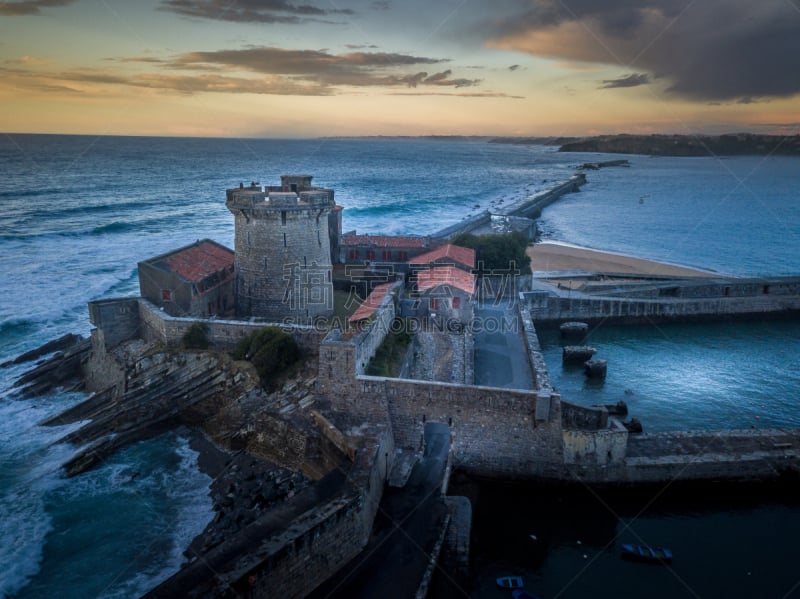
[473,299,534,390]
[309,423,451,599]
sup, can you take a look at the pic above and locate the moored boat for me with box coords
[496,575,524,589]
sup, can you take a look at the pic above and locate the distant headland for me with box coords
[489,133,800,156]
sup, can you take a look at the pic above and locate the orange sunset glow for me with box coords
[1,0,799,138]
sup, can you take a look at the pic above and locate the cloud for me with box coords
[388,91,524,98]
[4,55,50,66]
[484,0,800,102]
[0,0,75,16]
[167,46,481,88]
[159,0,353,24]
[2,45,483,95]
[600,72,649,89]
[508,64,520,71]
[1,65,332,96]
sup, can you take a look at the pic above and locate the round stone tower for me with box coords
[226,175,335,322]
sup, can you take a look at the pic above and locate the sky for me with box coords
[1,0,799,137]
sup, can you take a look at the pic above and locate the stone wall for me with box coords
[136,300,326,354]
[523,290,800,324]
[561,402,608,430]
[88,297,141,349]
[518,301,553,392]
[349,376,565,478]
[582,277,800,300]
[240,429,394,599]
[563,418,628,466]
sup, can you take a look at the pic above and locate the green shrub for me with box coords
[451,231,531,273]
[183,322,210,349]
[231,326,300,388]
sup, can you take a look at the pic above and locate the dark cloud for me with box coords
[0,0,75,16]
[168,47,480,88]
[485,0,800,102]
[3,45,482,95]
[600,72,649,89]
[508,64,520,71]
[159,0,353,24]
[345,44,379,49]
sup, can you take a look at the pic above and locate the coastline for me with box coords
[528,241,719,278]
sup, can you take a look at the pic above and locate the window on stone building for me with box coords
[452,296,461,309]
[281,211,287,225]
[283,233,287,247]
[162,289,171,301]
[366,250,375,261]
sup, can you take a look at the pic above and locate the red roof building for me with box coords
[416,266,476,296]
[349,282,394,323]
[340,234,431,264]
[138,239,235,318]
[408,244,476,271]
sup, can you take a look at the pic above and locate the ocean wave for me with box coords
[89,221,135,235]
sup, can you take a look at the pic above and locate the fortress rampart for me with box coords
[522,277,800,324]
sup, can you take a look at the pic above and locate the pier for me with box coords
[432,173,586,240]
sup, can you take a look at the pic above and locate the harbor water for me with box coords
[1,135,798,597]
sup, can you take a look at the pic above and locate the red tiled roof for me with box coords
[158,240,234,283]
[408,244,476,270]
[349,282,394,322]
[416,266,475,296]
[342,234,428,248]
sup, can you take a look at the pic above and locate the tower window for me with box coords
[281,211,287,225]
[283,232,287,247]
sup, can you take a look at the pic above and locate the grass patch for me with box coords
[365,318,412,378]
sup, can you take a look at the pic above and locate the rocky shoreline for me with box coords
[185,429,310,558]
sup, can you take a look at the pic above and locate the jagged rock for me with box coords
[1,333,85,368]
[624,417,643,433]
[12,337,91,396]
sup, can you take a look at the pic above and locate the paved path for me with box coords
[309,423,451,599]
[473,299,534,390]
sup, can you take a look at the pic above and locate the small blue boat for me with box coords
[621,543,673,564]
[496,575,524,589]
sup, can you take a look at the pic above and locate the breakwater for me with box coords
[523,276,800,324]
[432,173,586,240]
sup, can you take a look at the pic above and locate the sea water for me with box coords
[1,134,798,597]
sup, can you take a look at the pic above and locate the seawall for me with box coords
[432,174,586,240]
[522,282,800,324]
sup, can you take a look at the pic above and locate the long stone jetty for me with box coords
[433,173,586,240]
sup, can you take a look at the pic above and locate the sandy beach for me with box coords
[528,241,716,278]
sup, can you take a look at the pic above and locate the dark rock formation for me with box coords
[579,159,630,169]
[559,133,800,157]
[592,400,628,416]
[11,335,90,396]
[624,417,643,433]
[1,333,85,368]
